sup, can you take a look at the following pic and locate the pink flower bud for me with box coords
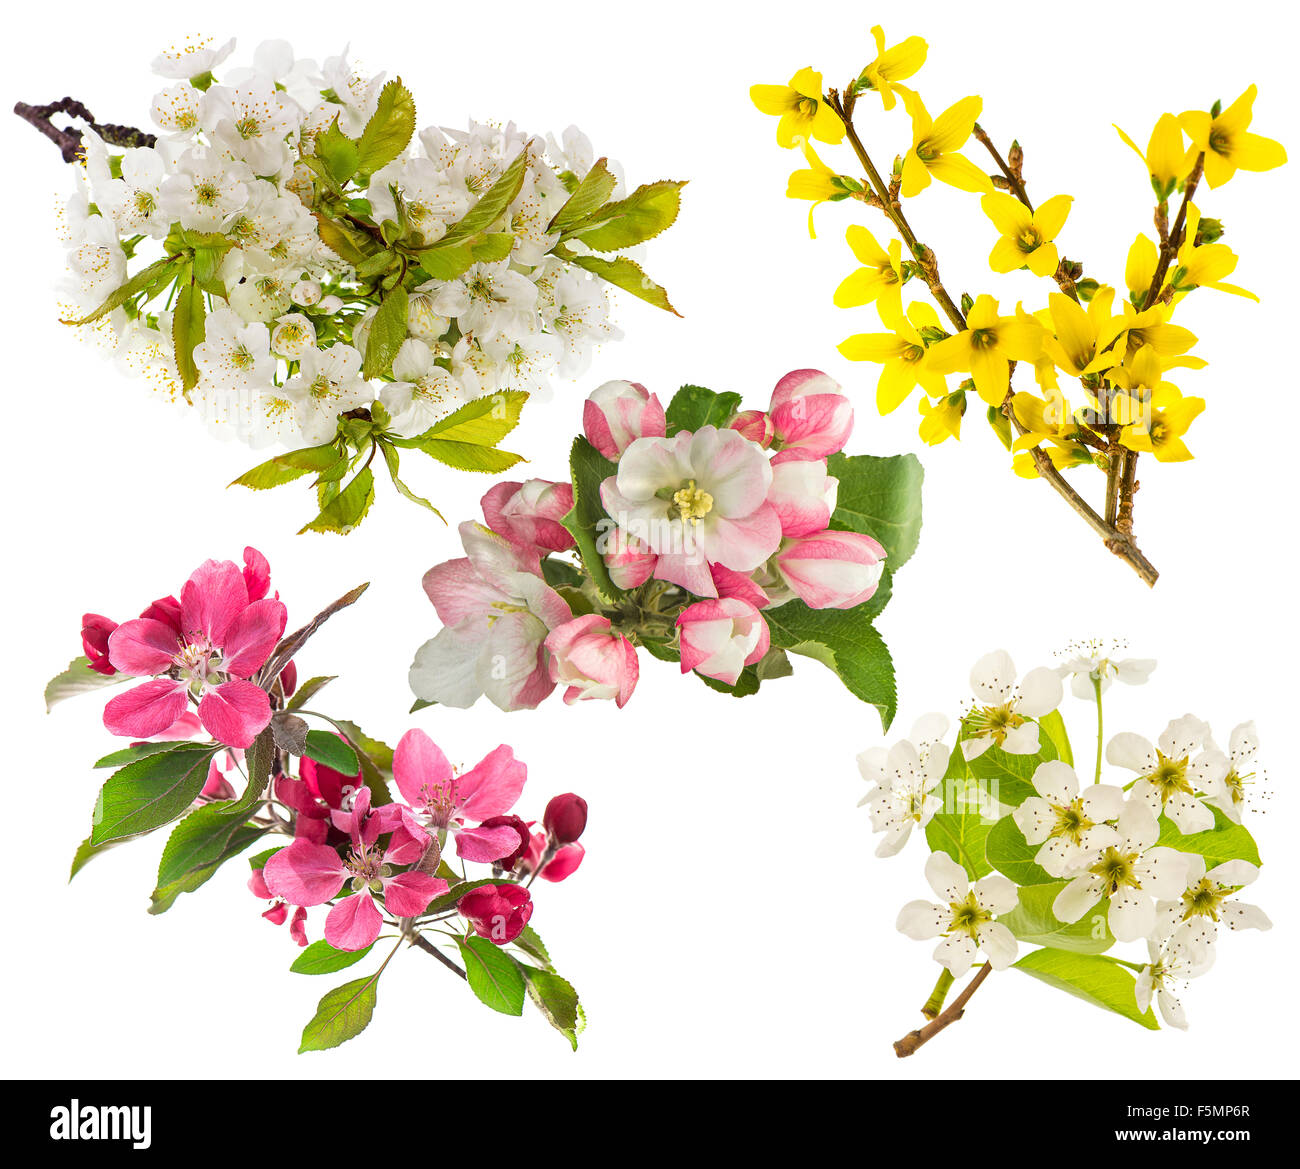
[768,369,854,463]
[525,831,585,882]
[676,597,771,686]
[775,530,886,610]
[544,615,639,708]
[481,479,576,555]
[603,525,658,589]
[458,883,533,945]
[728,409,775,447]
[478,814,532,871]
[81,614,118,675]
[768,460,839,536]
[543,793,589,845]
[583,380,667,460]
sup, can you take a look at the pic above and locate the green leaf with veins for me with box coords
[1013,949,1158,1029]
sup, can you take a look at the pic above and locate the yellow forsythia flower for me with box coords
[1172,204,1257,300]
[1114,113,1196,199]
[751,68,846,149]
[1039,287,1119,378]
[926,294,1044,405]
[1109,346,1205,462]
[1096,302,1202,368]
[1180,84,1286,189]
[981,191,1073,278]
[838,301,948,414]
[786,140,851,238]
[858,25,927,111]
[899,90,993,197]
[833,225,906,320]
[918,390,966,444]
[1123,234,1159,305]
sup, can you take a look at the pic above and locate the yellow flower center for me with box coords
[1144,751,1192,798]
[967,703,1023,745]
[1181,878,1228,921]
[970,327,998,350]
[1089,846,1141,895]
[1017,227,1043,253]
[1049,799,1094,845]
[672,480,714,524]
[947,892,992,939]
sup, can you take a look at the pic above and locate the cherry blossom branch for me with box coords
[894,962,992,1056]
[13,97,156,163]
[827,86,1159,586]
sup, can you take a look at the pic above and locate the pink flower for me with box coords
[774,530,886,609]
[458,882,533,944]
[523,831,586,882]
[710,564,771,609]
[768,369,854,464]
[676,597,771,686]
[603,526,658,590]
[728,409,775,447]
[543,793,588,845]
[544,615,639,708]
[481,479,576,557]
[81,614,118,675]
[477,814,533,870]
[410,522,573,711]
[248,868,308,946]
[274,746,364,845]
[583,379,666,460]
[768,460,839,536]
[392,728,529,862]
[103,557,287,749]
[600,426,781,597]
[263,787,447,951]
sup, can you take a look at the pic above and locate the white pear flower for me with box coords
[97,148,170,239]
[1106,715,1226,834]
[430,261,539,342]
[205,80,301,176]
[159,149,251,232]
[538,268,623,378]
[1200,722,1259,824]
[379,339,472,438]
[1011,760,1125,878]
[961,650,1064,760]
[1056,652,1156,701]
[897,851,1020,976]
[858,713,951,857]
[150,85,205,137]
[1053,799,1189,941]
[1153,856,1272,952]
[1135,937,1214,1030]
[281,343,368,443]
[151,36,236,81]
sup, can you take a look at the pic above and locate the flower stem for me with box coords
[409,930,467,980]
[921,968,955,1020]
[14,96,156,163]
[1093,674,1104,783]
[894,962,992,1056]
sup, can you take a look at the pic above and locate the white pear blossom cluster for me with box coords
[860,649,1271,1035]
[58,37,630,450]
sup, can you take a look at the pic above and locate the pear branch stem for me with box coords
[14,96,155,163]
[895,963,992,1057]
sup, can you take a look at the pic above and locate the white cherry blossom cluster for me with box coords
[58,37,629,450]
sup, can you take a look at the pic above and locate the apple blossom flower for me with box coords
[767,460,839,537]
[676,597,770,686]
[583,379,667,460]
[522,832,585,882]
[961,650,1064,760]
[897,851,1020,976]
[430,260,538,341]
[544,616,639,707]
[458,883,534,944]
[81,614,119,675]
[410,522,573,711]
[771,530,886,610]
[767,369,854,463]
[1153,856,1272,951]
[102,556,287,749]
[1055,650,1156,700]
[601,426,781,596]
[391,728,529,862]
[264,786,447,951]
[248,867,308,947]
[1135,937,1214,1029]
[1052,799,1190,941]
[602,526,658,590]
[481,479,576,558]
[1105,715,1225,834]
[727,409,775,447]
[193,307,275,395]
[203,79,301,175]
[1011,761,1126,877]
[1201,721,1259,823]
[858,713,951,857]
[543,793,588,845]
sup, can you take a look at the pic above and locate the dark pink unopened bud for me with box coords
[458,883,533,945]
[81,614,118,675]
[543,793,588,845]
[728,409,775,447]
[479,814,532,871]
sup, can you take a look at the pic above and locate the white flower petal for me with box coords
[1106,732,1157,774]
[970,650,1017,705]
[1031,760,1078,804]
[973,874,1019,916]
[933,933,977,977]
[977,921,1018,970]
[1109,888,1155,942]
[924,851,969,902]
[1017,666,1064,717]
[896,899,948,940]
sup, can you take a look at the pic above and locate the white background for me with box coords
[3,0,1297,1080]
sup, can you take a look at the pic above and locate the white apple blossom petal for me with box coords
[1220,902,1273,932]
[1053,875,1104,923]
[1013,797,1055,846]
[1157,987,1187,1030]
[1136,847,1191,900]
[1157,714,1211,760]
[1080,783,1126,822]
[1206,859,1259,888]
[1165,792,1214,835]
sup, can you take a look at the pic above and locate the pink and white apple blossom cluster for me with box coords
[859,648,1271,1051]
[410,370,888,711]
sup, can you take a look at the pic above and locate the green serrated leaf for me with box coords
[1038,709,1074,767]
[406,391,527,447]
[378,442,443,518]
[566,251,680,315]
[45,656,128,712]
[1013,949,1158,1030]
[304,729,360,775]
[93,740,195,769]
[357,79,416,174]
[172,275,206,392]
[826,452,924,568]
[664,385,743,434]
[1156,806,1261,867]
[548,158,618,232]
[964,734,1058,809]
[284,675,338,713]
[363,285,409,380]
[458,936,526,1016]
[90,745,220,846]
[231,443,346,491]
[299,466,375,534]
[299,974,380,1053]
[512,925,552,970]
[61,254,183,325]
[417,439,524,474]
[523,967,581,1050]
[439,150,529,247]
[925,808,994,880]
[291,940,376,975]
[572,179,685,251]
[560,436,621,604]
